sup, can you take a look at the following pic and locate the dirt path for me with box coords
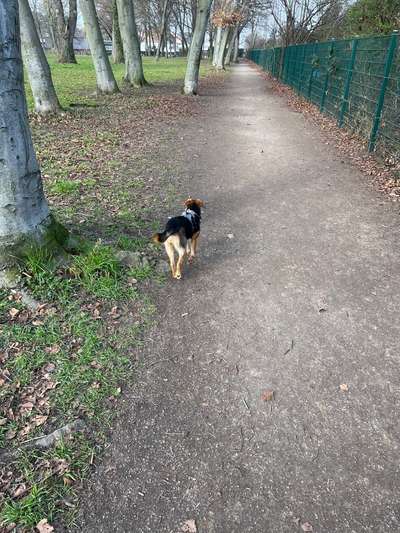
[78,63,400,533]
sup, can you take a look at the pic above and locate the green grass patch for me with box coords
[25,55,213,111]
[48,178,97,196]
[0,239,157,529]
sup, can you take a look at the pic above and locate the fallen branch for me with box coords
[0,419,87,463]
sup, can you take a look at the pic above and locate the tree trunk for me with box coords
[112,0,124,63]
[212,25,222,66]
[67,0,77,61]
[155,0,169,61]
[80,0,119,94]
[0,0,67,271]
[208,27,213,58]
[116,0,147,86]
[46,0,77,63]
[183,0,212,95]
[18,0,61,113]
[215,27,229,70]
[233,29,240,63]
[224,27,236,67]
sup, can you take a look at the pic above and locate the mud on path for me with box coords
[78,63,400,533]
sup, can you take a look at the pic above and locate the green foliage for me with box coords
[344,0,400,36]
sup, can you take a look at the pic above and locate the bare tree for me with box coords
[19,0,61,113]
[270,0,342,46]
[183,0,212,94]
[81,0,120,93]
[0,0,67,273]
[45,0,78,63]
[117,0,147,86]
[155,0,170,60]
[112,0,124,62]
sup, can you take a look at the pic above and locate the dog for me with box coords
[152,198,204,279]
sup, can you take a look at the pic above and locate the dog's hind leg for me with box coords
[175,246,186,279]
[164,240,176,277]
[172,231,187,279]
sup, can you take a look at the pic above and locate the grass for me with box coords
[24,55,213,111]
[1,53,221,531]
[0,242,155,529]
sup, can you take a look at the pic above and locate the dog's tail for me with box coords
[151,231,170,244]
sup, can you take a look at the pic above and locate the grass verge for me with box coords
[1,56,226,531]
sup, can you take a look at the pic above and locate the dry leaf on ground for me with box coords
[340,383,349,392]
[36,519,54,533]
[181,519,197,532]
[261,390,274,401]
[301,522,313,532]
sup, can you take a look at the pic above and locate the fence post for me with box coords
[298,45,306,95]
[307,42,317,100]
[368,30,398,152]
[338,38,358,127]
[279,46,286,80]
[320,39,335,112]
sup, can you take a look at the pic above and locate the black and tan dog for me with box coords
[152,198,204,279]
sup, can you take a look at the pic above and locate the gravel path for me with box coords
[78,63,400,533]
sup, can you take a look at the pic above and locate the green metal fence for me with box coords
[249,32,400,161]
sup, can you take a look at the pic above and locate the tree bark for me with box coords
[18,0,61,113]
[224,27,236,67]
[0,0,67,270]
[183,0,212,95]
[212,25,222,66]
[80,0,119,94]
[233,28,240,63]
[46,0,77,63]
[215,27,229,70]
[112,0,124,63]
[155,0,169,61]
[116,0,147,86]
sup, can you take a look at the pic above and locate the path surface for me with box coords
[79,64,400,533]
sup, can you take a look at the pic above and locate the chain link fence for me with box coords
[249,32,400,166]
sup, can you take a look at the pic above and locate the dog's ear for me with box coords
[194,199,205,208]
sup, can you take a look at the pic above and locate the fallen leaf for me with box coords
[340,383,349,392]
[0,418,8,426]
[32,319,44,326]
[301,522,313,532]
[261,390,274,401]
[45,345,60,355]
[19,425,32,437]
[36,519,54,533]
[9,308,20,319]
[181,519,197,533]
[32,415,48,427]
[43,363,56,373]
[20,401,35,413]
[5,429,17,440]
[13,484,28,498]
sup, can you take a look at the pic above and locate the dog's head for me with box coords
[184,198,205,209]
